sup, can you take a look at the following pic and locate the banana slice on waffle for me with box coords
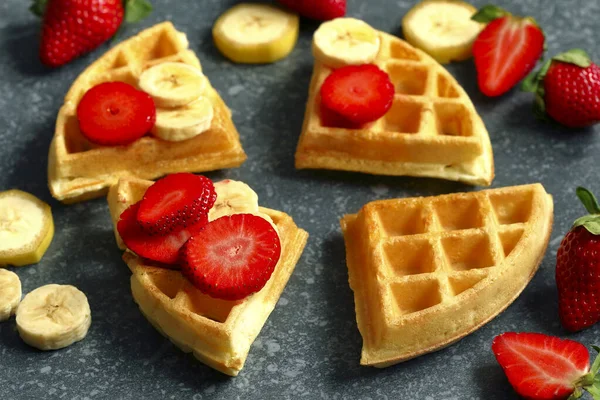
[341,184,553,367]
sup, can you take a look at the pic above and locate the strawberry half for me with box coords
[136,173,216,235]
[276,0,346,21]
[117,201,208,265]
[76,82,156,146]
[320,64,394,125]
[180,214,281,301]
[492,332,600,400]
[471,5,545,97]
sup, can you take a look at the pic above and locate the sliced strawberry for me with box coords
[319,104,363,129]
[492,332,598,400]
[472,6,545,97]
[77,82,156,146]
[117,201,208,265]
[180,214,281,301]
[320,64,394,125]
[276,0,346,21]
[137,173,216,235]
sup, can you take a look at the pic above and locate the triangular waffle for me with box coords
[296,28,494,185]
[49,22,246,203]
[340,184,553,367]
[107,177,308,376]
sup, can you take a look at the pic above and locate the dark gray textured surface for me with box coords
[1,0,599,398]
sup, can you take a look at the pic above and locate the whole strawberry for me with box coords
[523,49,600,128]
[557,187,600,332]
[276,0,346,21]
[31,0,152,67]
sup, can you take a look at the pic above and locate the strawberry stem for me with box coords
[577,187,600,215]
[29,0,48,17]
[124,0,153,23]
[471,5,509,23]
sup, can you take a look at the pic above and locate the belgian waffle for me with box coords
[107,177,308,376]
[49,22,246,203]
[340,184,553,367]
[296,29,494,185]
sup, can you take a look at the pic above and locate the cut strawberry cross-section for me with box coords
[181,213,281,301]
[117,201,208,265]
[136,173,216,235]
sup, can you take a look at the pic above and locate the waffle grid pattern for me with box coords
[49,22,246,202]
[296,32,493,185]
[353,186,539,349]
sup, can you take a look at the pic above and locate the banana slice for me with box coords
[16,284,91,350]
[402,0,483,64]
[139,62,206,108]
[0,190,54,267]
[312,18,381,68]
[0,269,21,321]
[213,3,299,64]
[151,96,214,142]
[209,180,277,232]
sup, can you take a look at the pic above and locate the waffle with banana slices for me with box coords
[341,184,553,367]
[295,18,494,186]
[107,177,308,376]
[49,22,246,203]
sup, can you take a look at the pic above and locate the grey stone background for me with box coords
[1,0,599,398]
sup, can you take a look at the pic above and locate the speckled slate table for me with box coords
[1,0,599,398]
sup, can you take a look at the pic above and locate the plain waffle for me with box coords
[49,22,246,203]
[296,30,494,185]
[107,177,308,376]
[340,184,553,367]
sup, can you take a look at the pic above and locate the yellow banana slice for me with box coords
[0,269,21,321]
[138,62,206,108]
[151,96,214,142]
[209,180,277,231]
[213,3,299,64]
[402,0,483,64]
[312,18,381,68]
[0,190,54,267]
[16,284,91,350]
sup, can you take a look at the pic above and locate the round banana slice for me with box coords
[151,96,214,142]
[0,269,21,321]
[16,284,91,351]
[312,18,381,68]
[209,180,260,221]
[213,3,299,64]
[138,62,206,108]
[402,0,483,64]
[0,190,54,267]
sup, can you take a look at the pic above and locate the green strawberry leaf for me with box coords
[590,346,600,375]
[573,215,600,235]
[471,5,509,23]
[568,387,584,400]
[585,382,600,400]
[124,0,153,23]
[30,0,48,17]
[553,49,592,68]
[577,187,600,214]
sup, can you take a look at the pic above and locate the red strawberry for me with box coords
[117,201,208,265]
[31,0,152,68]
[181,214,281,301]
[320,64,394,125]
[137,173,216,235]
[522,49,600,128]
[492,332,600,400]
[471,5,545,97]
[276,0,345,21]
[556,187,600,332]
[76,82,156,146]
[319,104,363,129]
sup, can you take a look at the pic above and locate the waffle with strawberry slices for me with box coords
[48,22,246,203]
[341,183,553,367]
[107,177,308,376]
[295,18,494,185]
